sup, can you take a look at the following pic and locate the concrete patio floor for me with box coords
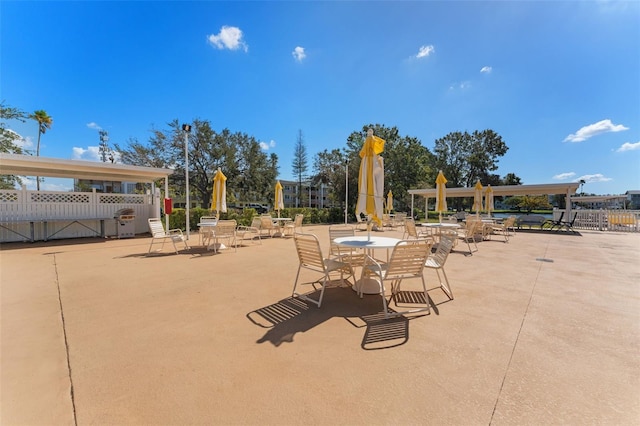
[1,224,639,425]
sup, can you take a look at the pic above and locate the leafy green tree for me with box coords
[313,148,349,209]
[434,129,508,188]
[292,129,308,207]
[504,195,552,212]
[115,119,277,209]
[502,172,522,186]
[29,109,53,190]
[0,102,27,188]
[232,130,277,205]
[433,129,508,210]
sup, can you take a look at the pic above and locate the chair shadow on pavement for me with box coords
[247,285,439,350]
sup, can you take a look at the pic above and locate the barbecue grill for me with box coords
[114,208,135,238]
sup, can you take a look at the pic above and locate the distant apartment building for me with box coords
[627,190,640,209]
[280,180,336,209]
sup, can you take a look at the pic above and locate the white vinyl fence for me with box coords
[0,188,155,243]
[551,209,640,232]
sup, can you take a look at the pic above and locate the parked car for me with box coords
[247,203,268,214]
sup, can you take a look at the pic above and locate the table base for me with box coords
[353,278,385,295]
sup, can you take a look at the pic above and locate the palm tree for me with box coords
[29,110,53,190]
[579,179,586,195]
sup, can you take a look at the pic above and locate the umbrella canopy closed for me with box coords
[435,170,448,222]
[356,129,385,226]
[274,180,284,217]
[485,184,494,215]
[386,190,393,214]
[473,180,484,215]
[211,168,227,217]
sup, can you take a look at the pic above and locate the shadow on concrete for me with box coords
[247,286,448,350]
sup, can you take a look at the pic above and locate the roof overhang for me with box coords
[408,182,580,198]
[0,153,173,183]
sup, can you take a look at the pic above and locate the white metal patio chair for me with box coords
[328,224,366,270]
[236,217,262,245]
[486,216,516,243]
[361,238,433,319]
[147,218,189,255]
[283,213,304,236]
[425,232,455,300]
[292,233,355,308]
[403,218,431,240]
[259,215,279,238]
[199,215,218,246]
[355,213,369,231]
[208,219,237,253]
[457,219,480,254]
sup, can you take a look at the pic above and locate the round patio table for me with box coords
[333,235,401,295]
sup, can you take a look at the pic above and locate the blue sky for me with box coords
[2,0,639,195]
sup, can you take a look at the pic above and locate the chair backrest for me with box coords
[216,219,237,236]
[294,233,326,270]
[404,218,418,238]
[430,233,454,267]
[250,217,262,229]
[328,225,355,257]
[294,214,304,227]
[503,216,516,228]
[447,216,458,223]
[260,215,275,229]
[148,218,166,237]
[465,219,481,235]
[384,239,432,280]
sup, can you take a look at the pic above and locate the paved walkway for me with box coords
[1,225,639,425]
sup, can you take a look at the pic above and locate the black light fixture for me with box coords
[182,124,192,133]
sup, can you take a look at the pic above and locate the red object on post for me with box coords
[164,198,173,215]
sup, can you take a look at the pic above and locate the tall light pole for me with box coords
[344,160,349,224]
[182,124,191,240]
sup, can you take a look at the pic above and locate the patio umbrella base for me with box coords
[207,243,227,252]
[353,278,385,295]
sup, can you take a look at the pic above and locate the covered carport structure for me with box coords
[408,182,580,218]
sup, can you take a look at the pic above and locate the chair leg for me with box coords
[291,266,326,308]
[436,268,453,300]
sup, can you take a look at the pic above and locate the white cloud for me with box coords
[292,46,306,62]
[480,66,492,73]
[86,122,102,130]
[563,119,629,142]
[5,129,33,150]
[616,141,640,152]
[72,146,120,163]
[207,26,248,52]
[553,172,576,180]
[259,139,276,150]
[576,173,612,183]
[415,45,434,59]
[21,176,73,191]
[72,146,101,161]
